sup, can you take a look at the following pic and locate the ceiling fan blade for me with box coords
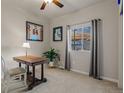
[53,0,64,8]
[40,1,47,10]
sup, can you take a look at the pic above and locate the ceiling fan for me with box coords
[40,0,64,10]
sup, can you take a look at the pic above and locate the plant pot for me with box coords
[49,61,54,67]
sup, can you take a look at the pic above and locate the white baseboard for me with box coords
[70,69,118,83]
[71,69,89,75]
[101,76,118,83]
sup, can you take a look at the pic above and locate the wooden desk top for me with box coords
[13,55,48,65]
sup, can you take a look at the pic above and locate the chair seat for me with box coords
[8,67,26,77]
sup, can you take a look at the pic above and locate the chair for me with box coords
[1,56,27,93]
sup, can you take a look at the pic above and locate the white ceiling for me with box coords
[2,0,104,19]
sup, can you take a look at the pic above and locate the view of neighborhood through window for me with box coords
[70,22,91,51]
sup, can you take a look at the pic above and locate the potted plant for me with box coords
[43,48,59,67]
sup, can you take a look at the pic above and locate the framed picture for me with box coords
[53,26,63,41]
[118,0,123,16]
[26,21,43,41]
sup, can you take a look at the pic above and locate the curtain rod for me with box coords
[67,19,101,27]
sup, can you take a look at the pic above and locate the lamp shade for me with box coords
[22,42,30,48]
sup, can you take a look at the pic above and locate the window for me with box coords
[69,22,92,51]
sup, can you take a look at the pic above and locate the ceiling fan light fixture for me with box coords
[44,0,53,3]
[41,0,64,10]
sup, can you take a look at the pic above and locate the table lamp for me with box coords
[22,42,30,57]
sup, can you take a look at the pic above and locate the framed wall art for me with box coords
[26,21,43,41]
[118,0,123,16]
[53,26,63,41]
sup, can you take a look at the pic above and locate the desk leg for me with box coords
[32,65,35,85]
[41,64,47,82]
[19,63,21,67]
[27,65,29,74]
[28,65,35,90]
[26,65,32,75]
[41,64,44,80]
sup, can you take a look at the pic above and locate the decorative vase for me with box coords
[49,61,54,67]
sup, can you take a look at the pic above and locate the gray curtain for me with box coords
[65,25,71,70]
[89,19,101,79]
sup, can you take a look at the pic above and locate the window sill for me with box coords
[70,50,91,53]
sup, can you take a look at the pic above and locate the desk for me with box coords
[13,55,48,90]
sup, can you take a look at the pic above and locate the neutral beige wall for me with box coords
[118,15,123,88]
[1,2,50,69]
[50,0,119,81]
